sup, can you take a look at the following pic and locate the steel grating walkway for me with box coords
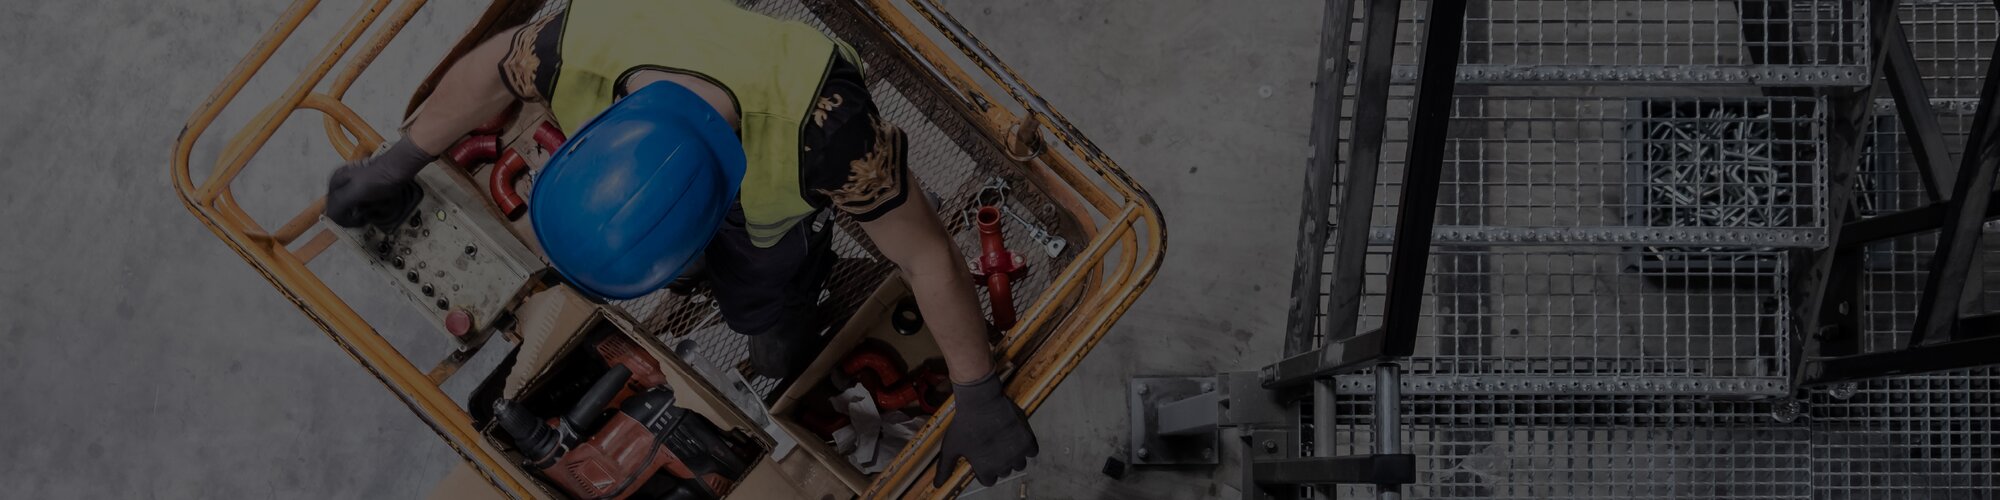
[1297,1,2000,497]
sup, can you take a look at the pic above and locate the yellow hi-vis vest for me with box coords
[549,0,860,247]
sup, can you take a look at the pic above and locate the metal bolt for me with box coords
[464,245,478,258]
[1770,399,1804,423]
[1136,447,1149,459]
[1262,440,1277,452]
[1829,383,1859,401]
[1135,383,1149,395]
[406,271,419,283]
[1199,382,1214,392]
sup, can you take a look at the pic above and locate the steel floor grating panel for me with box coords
[1344,96,1829,247]
[1356,0,1872,85]
[1318,395,1814,499]
[1326,246,1792,395]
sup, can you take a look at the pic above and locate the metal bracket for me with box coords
[1128,376,1220,465]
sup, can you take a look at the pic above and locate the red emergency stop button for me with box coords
[445,310,473,337]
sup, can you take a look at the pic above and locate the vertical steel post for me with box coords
[1374,364,1403,500]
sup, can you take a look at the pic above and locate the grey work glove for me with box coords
[324,136,435,228]
[932,371,1038,488]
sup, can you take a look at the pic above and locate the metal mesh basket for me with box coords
[525,0,1095,396]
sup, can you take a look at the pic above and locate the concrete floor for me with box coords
[0,1,1317,498]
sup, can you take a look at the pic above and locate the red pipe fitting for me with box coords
[973,206,1024,330]
[488,122,568,221]
[490,150,530,220]
[445,135,499,170]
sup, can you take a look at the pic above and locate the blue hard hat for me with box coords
[531,81,745,300]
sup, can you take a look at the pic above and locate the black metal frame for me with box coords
[1268,0,1469,391]
[1262,0,1467,497]
[1797,0,2000,387]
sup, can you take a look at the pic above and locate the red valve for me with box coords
[972,206,1024,330]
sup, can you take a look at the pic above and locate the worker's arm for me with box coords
[324,27,521,227]
[857,183,993,384]
[857,172,1038,487]
[407,26,523,153]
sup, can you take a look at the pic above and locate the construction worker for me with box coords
[320,0,1035,487]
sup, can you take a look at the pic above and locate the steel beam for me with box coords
[1838,192,2000,247]
[1908,36,2000,349]
[1320,0,1406,350]
[1286,0,1360,358]
[1789,0,1893,392]
[1266,328,1388,389]
[1252,455,1418,487]
[1807,332,2000,385]
[1375,0,1469,360]
[1882,11,1958,202]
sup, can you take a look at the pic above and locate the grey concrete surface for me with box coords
[0,1,1314,498]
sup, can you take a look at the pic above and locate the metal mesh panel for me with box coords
[1328,246,1790,394]
[1372,0,1871,85]
[528,0,1085,395]
[1808,368,2000,498]
[1900,2,1998,100]
[1324,395,1812,499]
[1358,96,1828,247]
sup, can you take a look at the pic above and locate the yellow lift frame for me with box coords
[169,0,1163,497]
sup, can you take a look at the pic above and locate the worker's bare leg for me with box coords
[404,26,523,154]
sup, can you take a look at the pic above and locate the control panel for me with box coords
[333,164,545,348]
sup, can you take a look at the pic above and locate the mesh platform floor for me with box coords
[1309,2,2000,497]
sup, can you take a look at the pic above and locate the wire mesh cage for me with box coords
[544,0,1097,397]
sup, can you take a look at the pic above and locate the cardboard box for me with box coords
[767,275,946,495]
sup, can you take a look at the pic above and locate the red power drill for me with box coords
[494,339,758,499]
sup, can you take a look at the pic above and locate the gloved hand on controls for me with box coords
[324,136,437,228]
[932,370,1038,488]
